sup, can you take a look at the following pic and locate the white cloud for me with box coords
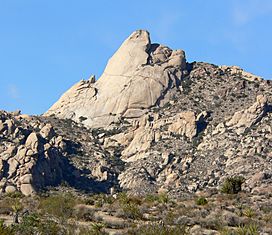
[232,0,272,26]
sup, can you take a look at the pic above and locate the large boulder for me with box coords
[168,111,197,139]
[45,30,187,127]
[25,132,40,153]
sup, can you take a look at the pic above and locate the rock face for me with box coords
[168,111,197,139]
[0,112,67,196]
[0,110,121,196]
[225,95,268,133]
[45,30,188,127]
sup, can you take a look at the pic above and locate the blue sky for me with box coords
[0,0,271,114]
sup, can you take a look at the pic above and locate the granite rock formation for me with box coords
[0,30,271,199]
[45,30,187,127]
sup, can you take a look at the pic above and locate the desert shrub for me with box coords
[242,207,255,218]
[95,194,114,206]
[127,223,189,235]
[122,203,143,220]
[144,193,169,204]
[38,219,62,235]
[145,194,159,203]
[12,199,23,213]
[263,213,272,223]
[38,193,77,219]
[219,227,235,235]
[0,219,14,235]
[236,224,258,235]
[94,197,104,208]
[117,192,129,204]
[221,176,245,194]
[117,192,142,206]
[13,213,40,235]
[91,222,106,232]
[116,192,143,220]
[163,211,176,225]
[158,193,169,204]
[85,194,114,208]
[74,206,95,221]
[5,191,24,199]
[14,213,68,235]
[84,196,98,206]
[195,196,208,206]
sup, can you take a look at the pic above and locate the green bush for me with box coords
[38,193,77,219]
[195,196,208,206]
[5,191,24,199]
[122,203,143,220]
[145,194,159,203]
[13,214,40,235]
[90,222,106,233]
[243,207,255,218]
[144,193,169,204]
[236,224,258,235]
[116,192,143,220]
[158,193,169,204]
[14,214,95,235]
[221,176,245,194]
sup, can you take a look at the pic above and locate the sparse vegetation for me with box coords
[236,224,259,235]
[127,223,189,235]
[144,193,170,204]
[117,193,143,220]
[74,205,95,221]
[38,193,78,219]
[0,190,270,234]
[121,202,143,220]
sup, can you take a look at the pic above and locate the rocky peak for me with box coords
[45,30,187,128]
[101,29,151,77]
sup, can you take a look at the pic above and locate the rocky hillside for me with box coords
[0,30,271,200]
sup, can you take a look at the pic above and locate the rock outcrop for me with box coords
[225,95,268,133]
[0,112,65,195]
[45,30,188,128]
[220,65,263,82]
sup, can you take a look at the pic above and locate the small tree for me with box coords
[221,176,245,194]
